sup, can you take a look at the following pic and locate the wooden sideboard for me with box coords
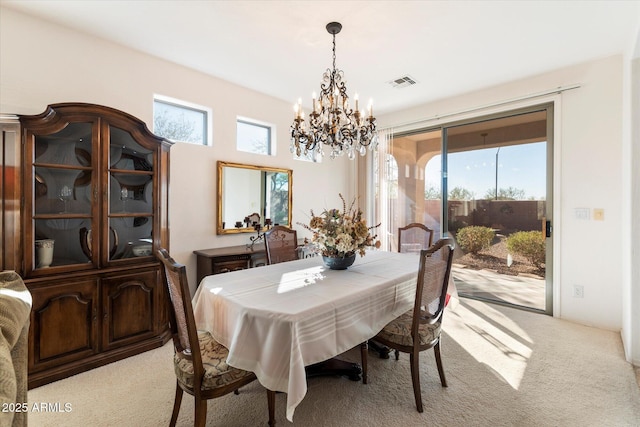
[194,240,316,285]
[194,244,268,284]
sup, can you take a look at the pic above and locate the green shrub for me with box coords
[456,226,495,254]
[506,231,545,269]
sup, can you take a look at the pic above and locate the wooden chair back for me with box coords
[412,237,455,339]
[398,223,434,253]
[156,248,205,390]
[264,225,298,265]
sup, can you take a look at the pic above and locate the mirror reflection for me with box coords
[217,161,292,234]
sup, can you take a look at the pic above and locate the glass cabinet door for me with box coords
[32,122,95,269]
[107,125,154,261]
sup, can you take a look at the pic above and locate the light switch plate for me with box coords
[575,208,590,220]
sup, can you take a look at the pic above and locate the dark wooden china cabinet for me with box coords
[2,103,172,388]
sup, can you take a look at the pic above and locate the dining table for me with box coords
[192,250,457,422]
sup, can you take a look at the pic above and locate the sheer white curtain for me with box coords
[368,128,395,251]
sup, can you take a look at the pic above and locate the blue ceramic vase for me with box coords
[322,253,356,270]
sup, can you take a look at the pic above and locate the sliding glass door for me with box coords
[372,104,553,314]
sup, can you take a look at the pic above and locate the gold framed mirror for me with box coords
[217,161,293,234]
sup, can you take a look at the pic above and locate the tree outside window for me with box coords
[153,97,209,145]
[237,118,272,155]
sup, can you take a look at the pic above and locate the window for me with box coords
[237,118,273,155]
[153,95,211,145]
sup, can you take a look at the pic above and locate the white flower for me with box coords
[335,233,354,253]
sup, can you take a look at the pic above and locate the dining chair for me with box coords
[156,248,276,427]
[264,225,298,265]
[361,237,455,413]
[398,223,434,253]
[368,223,434,359]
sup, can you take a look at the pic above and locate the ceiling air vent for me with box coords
[388,75,418,89]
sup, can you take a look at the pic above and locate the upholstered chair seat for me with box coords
[174,331,255,391]
[375,311,442,348]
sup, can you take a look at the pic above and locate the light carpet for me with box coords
[27,299,640,426]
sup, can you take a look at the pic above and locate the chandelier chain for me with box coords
[332,33,337,72]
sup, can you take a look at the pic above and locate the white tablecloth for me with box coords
[192,250,456,421]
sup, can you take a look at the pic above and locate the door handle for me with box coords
[545,220,552,238]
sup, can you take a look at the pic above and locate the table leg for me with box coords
[368,340,392,359]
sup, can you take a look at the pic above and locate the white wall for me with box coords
[378,56,628,332]
[0,7,355,291]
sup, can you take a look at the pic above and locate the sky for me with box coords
[425,141,547,200]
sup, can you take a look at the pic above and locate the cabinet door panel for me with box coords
[102,270,157,350]
[106,125,155,263]
[29,280,99,372]
[27,120,98,275]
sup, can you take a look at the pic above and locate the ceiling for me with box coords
[2,1,639,115]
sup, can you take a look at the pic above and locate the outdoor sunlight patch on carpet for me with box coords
[444,301,532,390]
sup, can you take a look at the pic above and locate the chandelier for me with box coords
[290,22,377,160]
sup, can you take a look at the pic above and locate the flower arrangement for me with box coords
[298,194,381,258]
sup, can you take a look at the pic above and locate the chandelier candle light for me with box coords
[290,22,378,160]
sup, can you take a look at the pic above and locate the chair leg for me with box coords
[169,382,183,427]
[434,340,448,387]
[267,389,276,426]
[394,349,400,361]
[194,397,208,427]
[360,341,368,384]
[409,352,423,413]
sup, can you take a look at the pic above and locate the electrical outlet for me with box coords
[573,285,584,298]
[593,208,605,221]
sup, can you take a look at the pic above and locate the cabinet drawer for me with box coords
[213,255,251,274]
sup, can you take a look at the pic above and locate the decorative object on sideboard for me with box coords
[246,220,273,251]
[243,212,261,228]
[290,22,378,160]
